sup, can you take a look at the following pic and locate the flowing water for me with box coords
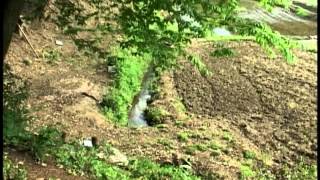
[128,68,154,128]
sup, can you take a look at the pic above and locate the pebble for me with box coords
[55,40,64,46]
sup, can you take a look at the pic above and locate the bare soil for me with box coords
[174,40,317,169]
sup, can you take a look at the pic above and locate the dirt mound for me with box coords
[174,41,317,166]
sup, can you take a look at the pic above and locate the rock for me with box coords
[108,66,116,73]
[55,40,64,46]
[22,58,32,65]
[83,138,93,147]
[107,148,129,166]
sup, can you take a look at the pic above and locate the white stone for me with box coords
[55,40,64,46]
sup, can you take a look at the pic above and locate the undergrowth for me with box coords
[3,154,28,180]
[187,54,212,77]
[257,0,292,11]
[231,20,298,63]
[102,47,152,125]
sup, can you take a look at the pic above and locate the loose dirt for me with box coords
[174,40,317,170]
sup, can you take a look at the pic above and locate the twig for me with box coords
[17,24,40,58]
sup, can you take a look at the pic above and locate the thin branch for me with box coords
[17,24,40,58]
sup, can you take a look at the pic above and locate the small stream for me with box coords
[128,68,154,128]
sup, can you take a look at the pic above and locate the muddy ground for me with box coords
[174,40,317,167]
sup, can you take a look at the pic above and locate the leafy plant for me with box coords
[240,164,256,179]
[144,106,169,126]
[211,47,235,57]
[187,54,212,77]
[128,158,200,180]
[233,20,298,63]
[3,154,28,180]
[43,49,61,64]
[296,7,309,17]
[258,0,292,11]
[177,132,190,142]
[3,64,31,148]
[283,161,317,180]
[222,132,234,142]
[31,126,65,161]
[243,150,256,160]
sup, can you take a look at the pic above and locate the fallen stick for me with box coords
[17,24,40,58]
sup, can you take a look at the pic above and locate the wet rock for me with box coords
[108,148,129,166]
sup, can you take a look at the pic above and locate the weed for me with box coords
[296,7,309,17]
[185,146,198,155]
[283,161,317,180]
[240,164,256,179]
[157,139,174,149]
[128,158,200,180]
[187,54,212,77]
[210,149,222,157]
[43,49,61,64]
[209,141,222,150]
[243,150,256,160]
[3,65,31,148]
[258,0,292,11]
[3,154,28,180]
[144,106,169,126]
[31,126,64,161]
[177,132,190,142]
[186,144,208,155]
[211,47,235,57]
[222,132,234,142]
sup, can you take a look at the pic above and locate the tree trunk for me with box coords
[3,0,25,58]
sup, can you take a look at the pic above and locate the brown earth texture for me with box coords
[3,0,317,180]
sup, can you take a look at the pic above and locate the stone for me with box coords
[83,138,93,147]
[107,66,116,73]
[22,58,32,65]
[55,40,63,46]
[107,147,129,166]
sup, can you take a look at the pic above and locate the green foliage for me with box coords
[240,165,256,179]
[56,140,200,179]
[243,150,256,159]
[31,126,65,161]
[144,106,169,126]
[211,46,235,57]
[56,143,129,179]
[177,132,190,142]
[43,49,61,64]
[3,64,31,148]
[3,154,28,180]
[185,144,208,155]
[128,158,200,180]
[222,132,234,142]
[233,20,298,63]
[187,54,212,77]
[258,0,292,11]
[209,141,222,150]
[102,47,152,125]
[283,161,317,180]
[296,7,309,17]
